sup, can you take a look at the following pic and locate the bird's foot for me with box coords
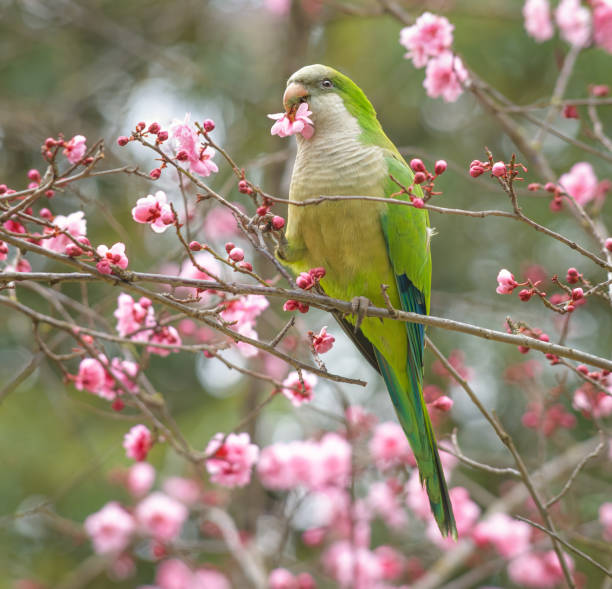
[350,296,371,333]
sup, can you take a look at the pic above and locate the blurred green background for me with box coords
[1,0,611,587]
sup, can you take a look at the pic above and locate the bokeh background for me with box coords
[1,0,611,587]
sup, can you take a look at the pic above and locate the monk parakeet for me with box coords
[276,64,457,538]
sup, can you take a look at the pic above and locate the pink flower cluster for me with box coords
[281,371,318,406]
[523,0,612,53]
[169,114,219,177]
[496,268,519,294]
[96,242,128,274]
[220,294,269,358]
[205,432,259,488]
[508,550,575,588]
[309,325,335,354]
[400,12,468,102]
[268,568,316,589]
[155,559,230,589]
[368,421,414,470]
[135,491,188,541]
[472,512,532,558]
[84,501,135,554]
[268,102,314,139]
[74,355,138,401]
[114,293,181,356]
[132,191,175,233]
[258,433,351,491]
[41,210,88,255]
[522,402,576,435]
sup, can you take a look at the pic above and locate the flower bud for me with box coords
[605,237,612,252]
[228,247,244,262]
[528,183,540,191]
[562,105,579,119]
[117,135,130,146]
[39,208,53,220]
[0,184,7,194]
[225,242,235,254]
[176,150,189,161]
[296,272,315,290]
[256,206,270,216]
[571,287,584,300]
[65,243,83,257]
[149,168,161,180]
[238,180,249,193]
[410,158,426,172]
[491,161,506,177]
[469,164,484,178]
[45,137,57,148]
[566,267,580,284]
[272,216,285,230]
[544,182,557,192]
[577,364,589,374]
[136,121,146,132]
[203,119,215,132]
[309,267,326,280]
[28,169,41,182]
[518,289,532,301]
[148,122,160,134]
[412,197,424,208]
[156,131,168,142]
[589,84,609,97]
[434,160,447,175]
[432,395,453,411]
[413,172,426,184]
[238,261,253,271]
[189,240,202,251]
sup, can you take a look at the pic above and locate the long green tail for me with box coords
[374,349,457,539]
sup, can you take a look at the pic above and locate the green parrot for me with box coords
[276,64,457,538]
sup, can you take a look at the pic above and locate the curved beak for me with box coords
[283,82,309,112]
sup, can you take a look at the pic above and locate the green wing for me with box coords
[379,152,457,539]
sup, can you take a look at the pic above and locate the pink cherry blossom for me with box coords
[281,371,318,406]
[123,424,153,461]
[42,210,87,254]
[311,326,335,354]
[399,12,454,68]
[220,294,269,327]
[96,242,128,274]
[375,545,405,580]
[369,421,413,470]
[114,293,156,339]
[508,550,574,588]
[268,102,314,139]
[523,0,554,42]
[135,492,188,541]
[323,541,383,589]
[155,559,193,589]
[162,477,201,505]
[472,513,532,558]
[423,52,468,102]
[496,268,518,294]
[170,114,219,177]
[268,568,296,589]
[75,357,106,394]
[192,569,231,589]
[257,441,298,490]
[126,462,156,497]
[558,162,599,205]
[205,432,259,487]
[572,386,612,418]
[594,0,612,53]
[132,191,175,233]
[202,205,240,239]
[555,0,591,47]
[148,326,182,357]
[367,479,407,529]
[599,502,612,540]
[312,432,352,489]
[63,134,87,164]
[84,501,135,554]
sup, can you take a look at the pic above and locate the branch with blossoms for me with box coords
[3,4,612,588]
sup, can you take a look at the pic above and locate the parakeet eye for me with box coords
[320,79,333,89]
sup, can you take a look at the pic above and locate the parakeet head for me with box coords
[283,64,379,137]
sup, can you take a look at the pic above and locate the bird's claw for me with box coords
[351,296,370,333]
